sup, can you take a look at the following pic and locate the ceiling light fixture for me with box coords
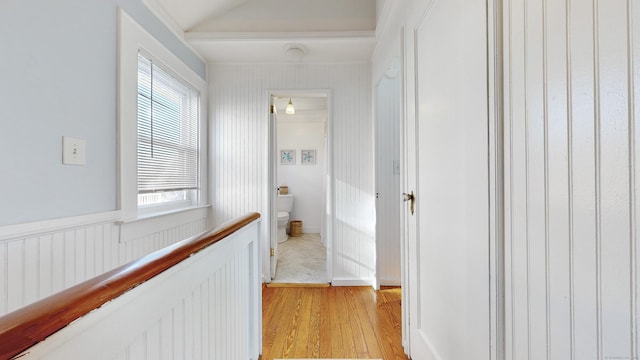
[283,43,306,62]
[285,98,295,115]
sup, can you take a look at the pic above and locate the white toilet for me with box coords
[277,194,294,243]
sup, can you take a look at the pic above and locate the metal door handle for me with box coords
[403,191,415,215]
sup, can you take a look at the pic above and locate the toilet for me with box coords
[277,194,294,243]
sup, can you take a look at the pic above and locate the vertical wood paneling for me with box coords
[7,241,23,313]
[632,0,640,357]
[209,63,374,283]
[505,0,638,358]
[0,242,6,316]
[23,237,38,307]
[17,222,261,359]
[0,215,208,317]
[546,0,572,358]
[505,0,531,357]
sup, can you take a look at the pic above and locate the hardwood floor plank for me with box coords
[318,287,333,358]
[292,287,312,357]
[351,287,384,358]
[307,288,322,358]
[261,287,287,360]
[367,287,406,359]
[344,287,376,358]
[327,287,345,358]
[335,287,358,358]
[281,288,303,358]
[261,286,408,360]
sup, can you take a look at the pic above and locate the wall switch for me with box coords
[393,160,400,174]
[62,136,86,165]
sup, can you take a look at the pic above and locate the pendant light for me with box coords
[285,98,295,115]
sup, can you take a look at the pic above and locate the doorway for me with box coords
[268,91,332,284]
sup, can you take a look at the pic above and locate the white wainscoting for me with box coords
[209,63,375,285]
[0,210,210,317]
[16,219,261,360]
[504,0,639,358]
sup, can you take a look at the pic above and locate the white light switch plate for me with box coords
[62,136,86,165]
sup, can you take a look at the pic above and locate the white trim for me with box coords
[379,278,402,287]
[186,30,376,42]
[118,205,210,243]
[374,0,402,40]
[118,9,208,221]
[139,0,207,64]
[117,204,210,225]
[267,88,334,283]
[487,0,504,358]
[0,211,121,242]
[330,278,374,287]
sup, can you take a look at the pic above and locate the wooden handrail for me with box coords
[0,212,260,360]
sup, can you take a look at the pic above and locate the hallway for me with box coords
[261,286,407,359]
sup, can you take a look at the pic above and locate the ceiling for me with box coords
[145,0,379,63]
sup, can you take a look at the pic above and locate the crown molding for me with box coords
[186,30,376,43]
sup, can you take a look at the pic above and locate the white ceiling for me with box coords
[145,0,378,63]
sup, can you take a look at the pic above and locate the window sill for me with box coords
[117,205,211,243]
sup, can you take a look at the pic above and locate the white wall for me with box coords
[504,0,640,358]
[277,121,326,234]
[209,63,374,285]
[0,0,205,226]
[0,0,210,316]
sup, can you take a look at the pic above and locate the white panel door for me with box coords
[407,0,491,358]
[375,59,403,288]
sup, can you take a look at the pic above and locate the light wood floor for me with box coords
[261,286,409,359]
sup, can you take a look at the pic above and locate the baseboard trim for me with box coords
[265,282,330,288]
[330,278,373,287]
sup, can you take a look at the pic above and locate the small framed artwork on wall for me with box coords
[301,149,316,165]
[280,149,295,165]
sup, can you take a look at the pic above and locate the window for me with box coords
[136,53,199,208]
[118,10,207,220]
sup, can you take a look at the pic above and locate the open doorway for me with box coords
[268,91,331,284]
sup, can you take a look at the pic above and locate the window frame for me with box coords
[118,9,208,221]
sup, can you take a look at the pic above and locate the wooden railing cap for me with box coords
[0,212,260,359]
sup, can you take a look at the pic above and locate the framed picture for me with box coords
[301,149,316,165]
[280,149,295,165]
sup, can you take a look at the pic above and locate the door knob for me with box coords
[403,191,415,215]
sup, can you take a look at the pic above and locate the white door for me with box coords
[375,59,403,288]
[269,103,278,279]
[406,0,491,358]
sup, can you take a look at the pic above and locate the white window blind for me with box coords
[137,53,199,205]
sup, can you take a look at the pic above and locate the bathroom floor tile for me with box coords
[272,233,327,283]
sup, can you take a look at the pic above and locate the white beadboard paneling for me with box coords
[209,63,374,284]
[0,242,6,316]
[18,220,261,359]
[0,212,209,317]
[633,0,640,355]
[504,0,638,358]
